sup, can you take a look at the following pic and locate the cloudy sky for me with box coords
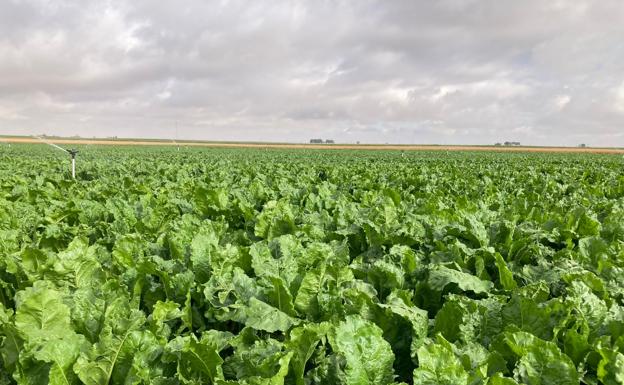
[1,0,624,146]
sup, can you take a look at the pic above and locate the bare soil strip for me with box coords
[2,137,623,154]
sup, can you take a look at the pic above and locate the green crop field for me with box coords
[1,144,623,384]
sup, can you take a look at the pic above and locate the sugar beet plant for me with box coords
[1,144,624,384]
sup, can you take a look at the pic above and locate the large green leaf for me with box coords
[428,266,493,294]
[74,312,162,385]
[231,298,299,333]
[413,335,468,385]
[14,283,72,343]
[285,322,330,385]
[328,315,395,385]
[492,331,579,385]
[166,335,224,384]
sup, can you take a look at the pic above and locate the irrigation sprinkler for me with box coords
[68,149,78,179]
[34,136,79,179]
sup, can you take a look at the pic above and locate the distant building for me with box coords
[504,141,521,146]
[579,143,587,148]
[325,139,335,144]
[310,139,323,144]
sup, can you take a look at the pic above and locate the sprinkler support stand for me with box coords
[68,149,78,179]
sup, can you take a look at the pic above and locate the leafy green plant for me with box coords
[1,144,623,384]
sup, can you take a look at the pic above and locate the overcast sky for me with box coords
[1,0,624,146]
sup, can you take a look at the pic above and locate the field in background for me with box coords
[2,135,624,154]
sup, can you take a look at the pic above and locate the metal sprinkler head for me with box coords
[68,149,78,158]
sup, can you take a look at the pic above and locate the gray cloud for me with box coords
[1,0,623,146]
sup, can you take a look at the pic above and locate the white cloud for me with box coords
[0,0,623,146]
[554,95,571,110]
[156,91,171,101]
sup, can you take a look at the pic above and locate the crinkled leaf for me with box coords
[166,335,223,384]
[263,276,296,316]
[329,315,395,385]
[232,298,299,333]
[14,283,72,343]
[285,322,330,385]
[74,312,162,385]
[428,266,493,294]
[413,335,468,385]
[492,331,579,385]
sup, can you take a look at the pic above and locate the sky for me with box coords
[1,0,624,146]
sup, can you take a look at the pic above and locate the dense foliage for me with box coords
[1,144,624,384]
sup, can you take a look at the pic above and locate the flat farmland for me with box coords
[1,144,623,384]
[2,136,623,154]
